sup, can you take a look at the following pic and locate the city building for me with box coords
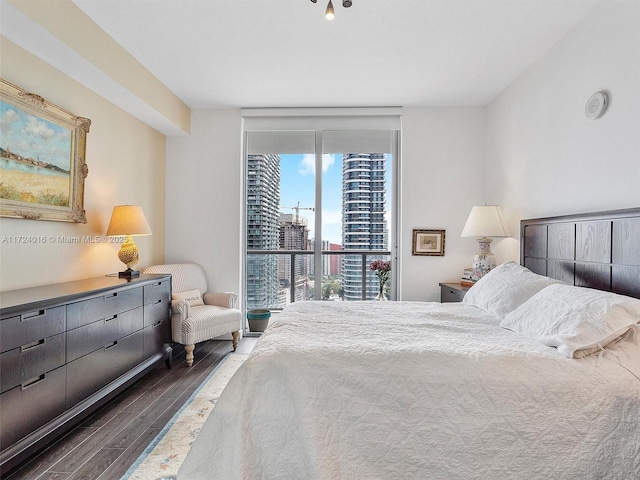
[278,213,311,303]
[246,153,281,309]
[341,153,388,300]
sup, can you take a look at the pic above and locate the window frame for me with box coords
[241,109,401,315]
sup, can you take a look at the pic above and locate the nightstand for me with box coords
[439,282,471,303]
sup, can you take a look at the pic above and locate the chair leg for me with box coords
[185,344,195,366]
[232,331,239,351]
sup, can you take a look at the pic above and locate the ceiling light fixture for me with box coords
[310,0,352,20]
[325,0,335,20]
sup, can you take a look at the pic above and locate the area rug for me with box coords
[121,353,248,480]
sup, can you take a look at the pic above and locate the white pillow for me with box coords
[462,261,561,319]
[172,289,204,307]
[501,283,640,358]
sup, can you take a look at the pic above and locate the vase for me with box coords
[377,282,387,301]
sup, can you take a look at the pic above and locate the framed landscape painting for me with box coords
[412,229,446,256]
[0,79,90,222]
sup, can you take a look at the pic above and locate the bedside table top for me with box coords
[438,282,471,292]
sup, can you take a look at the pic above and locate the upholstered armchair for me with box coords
[142,263,241,366]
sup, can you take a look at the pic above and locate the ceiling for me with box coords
[66,0,601,110]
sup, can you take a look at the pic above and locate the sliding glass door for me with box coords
[243,112,400,312]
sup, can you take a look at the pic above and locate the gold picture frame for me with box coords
[412,229,445,256]
[0,79,90,223]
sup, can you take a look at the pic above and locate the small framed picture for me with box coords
[412,229,445,256]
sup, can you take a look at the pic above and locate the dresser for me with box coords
[0,274,172,474]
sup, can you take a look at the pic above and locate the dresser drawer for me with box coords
[66,306,143,362]
[0,332,66,394]
[66,329,144,406]
[0,306,65,354]
[0,365,66,450]
[144,279,171,305]
[144,316,171,360]
[439,283,469,303]
[143,297,170,328]
[66,287,143,330]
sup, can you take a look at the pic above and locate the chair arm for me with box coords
[171,299,190,320]
[203,292,238,309]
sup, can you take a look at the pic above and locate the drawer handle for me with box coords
[153,299,163,305]
[21,310,45,321]
[152,282,163,287]
[105,315,118,323]
[20,338,46,352]
[152,321,162,328]
[104,292,118,300]
[22,374,45,390]
[105,340,118,350]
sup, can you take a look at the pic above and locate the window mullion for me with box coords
[313,130,323,300]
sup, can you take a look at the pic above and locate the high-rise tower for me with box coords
[246,154,281,309]
[341,153,387,300]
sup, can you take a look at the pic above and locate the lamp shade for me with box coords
[461,205,509,238]
[106,205,152,237]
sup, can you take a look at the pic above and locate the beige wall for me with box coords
[0,38,167,291]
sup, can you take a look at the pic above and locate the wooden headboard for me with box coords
[521,208,640,299]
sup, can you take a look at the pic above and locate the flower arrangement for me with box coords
[370,259,391,300]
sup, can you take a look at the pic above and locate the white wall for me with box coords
[400,108,486,301]
[165,1,639,304]
[486,0,640,261]
[166,107,486,303]
[165,109,242,294]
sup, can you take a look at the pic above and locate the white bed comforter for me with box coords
[179,301,640,480]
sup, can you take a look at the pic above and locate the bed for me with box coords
[179,208,640,479]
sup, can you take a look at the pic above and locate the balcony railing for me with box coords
[246,249,391,306]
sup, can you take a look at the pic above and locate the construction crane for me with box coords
[283,201,315,225]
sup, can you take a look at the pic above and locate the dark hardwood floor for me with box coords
[4,337,256,480]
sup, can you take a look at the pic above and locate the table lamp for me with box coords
[106,205,152,278]
[461,205,509,281]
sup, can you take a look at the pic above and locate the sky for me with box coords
[0,100,71,169]
[279,153,391,246]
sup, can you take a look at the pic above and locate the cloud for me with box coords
[322,154,336,173]
[298,154,337,175]
[24,115,55,141]
[1,108,19,127]
[298,154,315,175]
